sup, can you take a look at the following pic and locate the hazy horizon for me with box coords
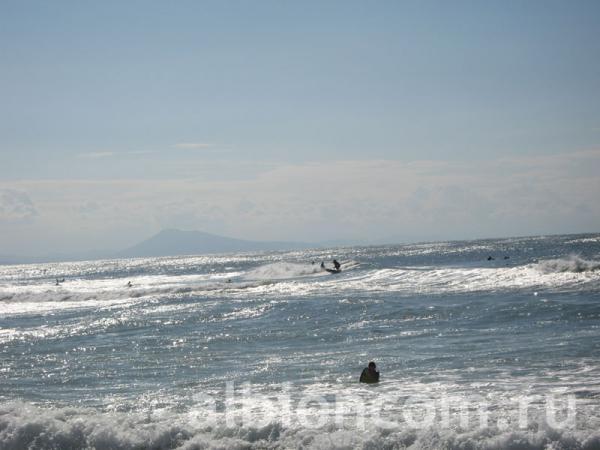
[3,227,599,263]
[2,1,599,257]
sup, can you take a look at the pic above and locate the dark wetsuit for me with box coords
[359,367,380,383]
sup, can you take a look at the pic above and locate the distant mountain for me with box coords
[0,230,312,265]
[117,229,311,258]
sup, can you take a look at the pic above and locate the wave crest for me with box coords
[1,401,598,450]
[244,261,359,281]
[538,256,600,273]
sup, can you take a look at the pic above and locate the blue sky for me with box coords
[1,1,599,256]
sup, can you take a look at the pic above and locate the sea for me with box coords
[1,233,599,449]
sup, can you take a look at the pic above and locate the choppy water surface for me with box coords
[1,234,600,449]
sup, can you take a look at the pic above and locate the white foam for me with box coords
[2,256,598,317]
[1,399,598,450]
[0,271,249,315]
[244,261,360,281]
[316,262,600,296]
[244,262,327,280]
[538,255,600,273]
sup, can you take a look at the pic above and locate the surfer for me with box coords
[359,361,380,384]
[126,281,133,288]
[321,260,341,274]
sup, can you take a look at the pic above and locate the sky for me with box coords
[1,0,600,256]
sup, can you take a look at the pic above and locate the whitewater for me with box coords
[1,234,599,449]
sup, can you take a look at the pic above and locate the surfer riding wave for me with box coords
[321,259,342,274]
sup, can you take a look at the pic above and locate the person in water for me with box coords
[126,281,133,288]
[333,259,341,271]
[360,361,380,383]
[320,261,325,269]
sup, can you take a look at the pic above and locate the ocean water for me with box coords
[1,234,600,449]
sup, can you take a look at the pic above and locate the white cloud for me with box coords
[76,150,154,159]
[77,151,115,159]
[174,142,215,150]
[73,200,101,215]
[0,189,38,222]
[1,150,599,254]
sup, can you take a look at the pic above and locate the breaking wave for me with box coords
[537,256,600,273]
[1,401,599,450]
[2,257,599,316]
[244,262,327,280]
[244,261,360,281]
[2,235,600,450]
